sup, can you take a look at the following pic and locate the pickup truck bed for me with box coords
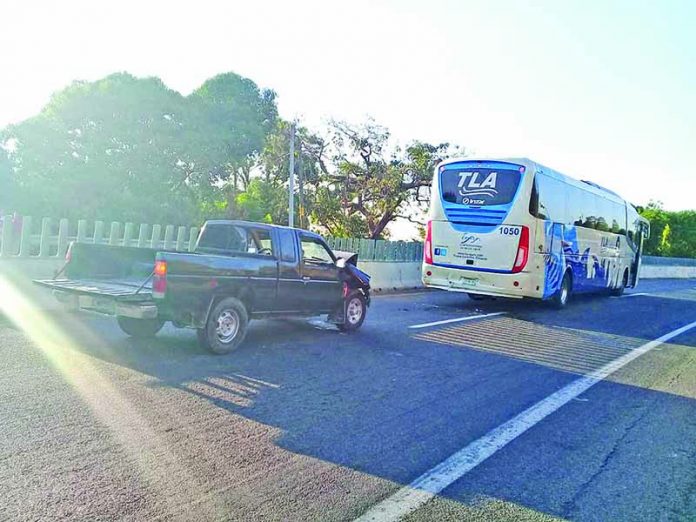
[35,278,152,301]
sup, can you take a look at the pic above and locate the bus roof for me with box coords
[438,157,627,205]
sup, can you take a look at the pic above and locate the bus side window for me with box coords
[535,174,566,223]
[529,178,547,219]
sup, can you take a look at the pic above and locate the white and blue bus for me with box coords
[422,158,650,307]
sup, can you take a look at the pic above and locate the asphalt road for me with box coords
[1,279,695,521]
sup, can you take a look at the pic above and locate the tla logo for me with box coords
[460,234,481,246]
[458,171,499,199]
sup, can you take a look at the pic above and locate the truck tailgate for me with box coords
[34,278,152,301]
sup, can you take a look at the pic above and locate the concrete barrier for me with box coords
[358,260,696,292]
[640,265,696,279]
[358,261,423,292]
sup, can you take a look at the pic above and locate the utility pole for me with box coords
[288,122,295,228]
[298,143,304,229]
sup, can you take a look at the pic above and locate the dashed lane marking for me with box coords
[408,312,506,330]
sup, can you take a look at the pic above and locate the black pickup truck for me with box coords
[35,220,371,354]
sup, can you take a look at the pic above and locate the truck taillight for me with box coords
[424,220,433,265]
[152,260,167,298]
[512,226,530,273]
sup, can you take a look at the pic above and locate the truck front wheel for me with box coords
[338,294,367,332]
[198,297,249,354]
[117,316,164,338]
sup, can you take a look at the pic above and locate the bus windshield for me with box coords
[441,167,522,206]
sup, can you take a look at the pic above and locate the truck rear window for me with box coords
[197,225,274,256]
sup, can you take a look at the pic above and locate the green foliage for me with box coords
[639,200,696,258]
[4,71,466,239]
[0,147,14,212]
[2,72,276,224]
[303,119,461,239]
[235,179,288,224]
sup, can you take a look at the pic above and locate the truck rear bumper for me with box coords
[54,291,158,319]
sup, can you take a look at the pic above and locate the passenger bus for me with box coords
[422,158,650,307]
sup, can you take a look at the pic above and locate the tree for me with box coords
[191,73,278,216]
[639,200,696,258]
[0,147,14,213]
[305,119,461,238]
[2,71,277,224]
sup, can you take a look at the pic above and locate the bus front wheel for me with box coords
[552,272,572,309]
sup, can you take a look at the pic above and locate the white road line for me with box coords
[408,312,506,330]
[355,320,696,522]
[622,292,650,298]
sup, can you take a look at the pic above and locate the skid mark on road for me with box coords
[413,317,643,375]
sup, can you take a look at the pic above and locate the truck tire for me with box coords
[117,316,164,338]
[198,297,249,354]
[338,293,367,332]
[551,271,572,309]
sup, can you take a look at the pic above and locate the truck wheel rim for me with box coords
[216,310,239,343]
[560,282,568,304]
[347,298,363,324]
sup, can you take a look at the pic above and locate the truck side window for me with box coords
[301,237,334,265]
[278,229,297,262]
[246,228,274,256]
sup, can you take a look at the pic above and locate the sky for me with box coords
[1,0,695,236]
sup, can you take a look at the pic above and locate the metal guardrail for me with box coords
[5,216,690,266]
[325,237,424,263]
[0,216,424,262]
[0,216,199,259]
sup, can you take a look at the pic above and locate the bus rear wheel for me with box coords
[552,272,572,309]
[610,270,628,297]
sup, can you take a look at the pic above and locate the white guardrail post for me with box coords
[0,216,201,259]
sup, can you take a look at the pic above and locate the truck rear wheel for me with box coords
[198,297,249,354]
[117,316,164,338]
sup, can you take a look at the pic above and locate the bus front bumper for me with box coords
[421,263,542,299]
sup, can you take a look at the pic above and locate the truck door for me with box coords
[299,234,342,312]
[275,228,304,312]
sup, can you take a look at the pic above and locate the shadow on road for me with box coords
[7,284,696,521]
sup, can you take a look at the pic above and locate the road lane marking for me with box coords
[408,312,506,330]
[611,292,650,299]
[355,320,696,522]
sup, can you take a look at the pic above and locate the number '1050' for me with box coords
[499,227,520,236]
